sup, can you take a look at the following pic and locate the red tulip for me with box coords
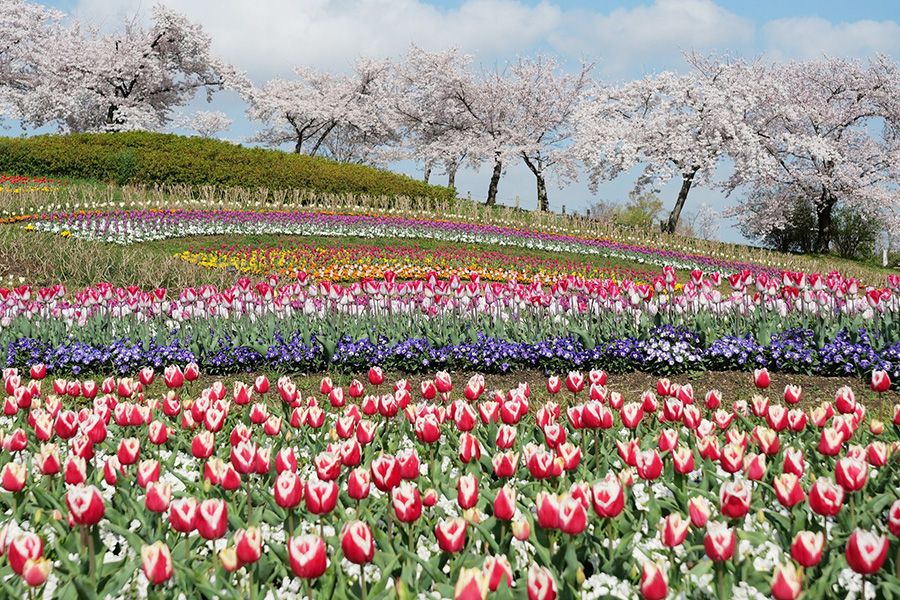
[420,379,437,400]
[398,448,420,480]
[196,498,228,540]
[774,473,805,508]
[117,437,140,465]
[8,533,43,575]
[289,535,328,579]
[66,484,105,526]
[235,526,262,564]
[36,444,60,476]
[415,414,441,444]
[368,366,384,386]
[704,389,722,410]
[146,482,172,513]
[784,384,802,405]
[483,554,514,591]
[305,479,339,515]
[640,561,668,600]
[493,486,516,521]
[743,453,767,481]
[720,443,744,474]
[454,567,489,600]
[635,449,662,480]
[871,369,891,393]
[169,497,198,533]
[371,453,401,492]
[835,456,868,492]
[254,375,270,394]
[688,496,711,528]
[783,446,805,477]
[753,368,770,389]
[591,476,624,518]
[184,362,199,381]
[621,402,643,428]
[845,528,889,575]
[719,479,752,519]
[704,521,736,562]
[535,491,560,530]
[458,432,481,464]
[141,541,173,585]
[274,471,304,509]
[341,520,375,564]
[457,474,478,509]
[348,467,371,500]
[435,370,453,393]
[464,374,484,401]
[526,564,557,600]
[887,499,900,537]
[491,451,519,478]
[672,446,695,474]
[790,531,824,567]
[546,375,561,394]
[392,481,422,523]
[21,557,52,587]
[137,459,161,488]
[495,424,517,449]
[435,517,467,552]
[557,493,587,535]
[314,451,341,482]
[1,462,26,492]
[834,386,856,414]
[771,562,802,600]
[164,365,184,388]
[29,363,47,380]
[661,513,690,547]
[808,477,844,517]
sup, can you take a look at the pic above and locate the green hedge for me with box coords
[0,132,455,201]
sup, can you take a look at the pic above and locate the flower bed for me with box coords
[175,241,656,284]
[1,366,899,599]
[0,175,66,194]
[23,209,780,275]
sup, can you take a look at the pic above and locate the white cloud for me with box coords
[551,0,755,76]
[70,0,563,79]
[762,17,900,61]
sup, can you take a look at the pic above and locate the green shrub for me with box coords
[0,132,455,201]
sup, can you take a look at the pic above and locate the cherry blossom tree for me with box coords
[241,58,397,165]
[505,55,594,211]
[573,56,756,233]
[391,44,479,188]
[0,0,63,125]
[720,54,900,253]
[11,4,241,133]
[176,110,232,138]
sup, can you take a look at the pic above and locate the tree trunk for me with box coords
[663,167,698,234]
[423,165,431,184]
[486,154,502,206]
[522,154,549,212]
[815,190,836,254]
[447,166,456,190]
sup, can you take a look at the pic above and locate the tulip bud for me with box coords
[141,541,173,585]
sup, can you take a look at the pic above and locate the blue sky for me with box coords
[26,0,900,242]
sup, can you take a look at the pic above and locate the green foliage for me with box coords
[832,204,880,260]
[617,190,664,230]
[0,132,455,200]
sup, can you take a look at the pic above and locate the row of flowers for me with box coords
[0,175,67,194]
[5,325,900,382]
[21,209,781,276]
[174,241,660,285]
[1,365,900,599]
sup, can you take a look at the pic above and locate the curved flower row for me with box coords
[0,175,67,194]
[1,365,899,599]
[175,241,657,284]
[23,208,781,275]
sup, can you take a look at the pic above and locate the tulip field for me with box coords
[1,191,900,599]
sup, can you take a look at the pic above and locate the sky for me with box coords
[27,0,900,242]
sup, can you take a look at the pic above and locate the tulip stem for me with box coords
[249,564,256,600]
[248,483,254,525]
[306,579,313,600]
[594,429,600,473]
[185,534,190,564]
[360,567,367,600]
[289,512,295,538]
[87,525,96,589]
[717,563,725,600]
